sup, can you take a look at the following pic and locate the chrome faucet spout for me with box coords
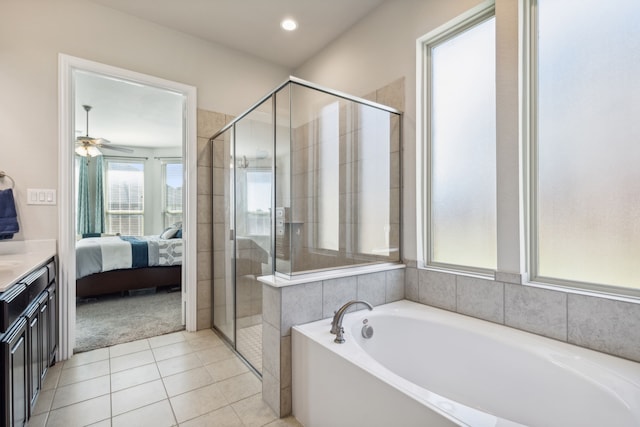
[330,300,373,344]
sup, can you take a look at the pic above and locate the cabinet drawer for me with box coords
[0,284,28,334]
[25,268,48,302]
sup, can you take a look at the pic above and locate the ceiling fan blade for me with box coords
[76,136,100,144]
[100,145,134,153]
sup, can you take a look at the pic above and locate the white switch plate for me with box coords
[27,189,56,205]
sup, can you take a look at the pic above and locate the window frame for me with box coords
[161,158,184,229]
[104,157,146,236]
[526,0,640,299]
[417,1,497,276]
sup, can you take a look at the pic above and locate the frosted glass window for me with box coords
[535,0,640,290]
[428,16,496,270]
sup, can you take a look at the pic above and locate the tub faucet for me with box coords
[330,300,373,344]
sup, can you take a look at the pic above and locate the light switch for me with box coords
[27,189,57,205]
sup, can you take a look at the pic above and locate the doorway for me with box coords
[58,54,197,360]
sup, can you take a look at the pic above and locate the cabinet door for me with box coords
[1,318,28,427]
[26,304,39,414]
[47,282,57,365]
[38,292,49,383]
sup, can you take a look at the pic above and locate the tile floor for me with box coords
[27,329,302,427]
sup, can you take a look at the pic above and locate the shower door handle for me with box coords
[229,229,235,241]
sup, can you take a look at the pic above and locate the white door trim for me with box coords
[58,54,198,360]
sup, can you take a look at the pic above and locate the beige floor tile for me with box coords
[231,393,277,427]
[185,333,224,351]
[87,421,111,427]
[264,416,304,427]
[112,399,177,427]
[64,348,109,369]
[110,349,155,373]
[58,359,110,387]
[169,383,228,423]
[162,366,214,397]
[46,395,111,427]
[204,356,249,382]
[196,344,234,365]
[41,362,63,391]
[109,338,151,358]
[111,379,168,416]
[32,388,55,416]
[157,353,204,377]
[111,363,160,392]
[152,341,195,361]
[26,411,47,427]
[217,371,261,404]
[51,375,110,409]
[181,329,216,340]
[179,405,243,427]
[149,331,186,348]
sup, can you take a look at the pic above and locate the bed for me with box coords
[75,234,183,298]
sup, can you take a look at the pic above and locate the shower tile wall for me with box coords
[287,78,404,274]
[196,109,231,330]
[405,263,640,363]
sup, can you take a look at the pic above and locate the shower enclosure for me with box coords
[211,77,402,373]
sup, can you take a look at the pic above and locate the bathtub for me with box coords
[292,300,640,427]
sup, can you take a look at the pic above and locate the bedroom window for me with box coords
[105,159,145,236]
[531,0,640,294]
[162,160,183,228]
[419,6,496,274]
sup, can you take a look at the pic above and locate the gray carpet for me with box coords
[75,288,184,353]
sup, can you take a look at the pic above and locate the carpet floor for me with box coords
[75,288,184,353]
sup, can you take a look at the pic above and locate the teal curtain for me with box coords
[77,156,90,235]
[77,156,105,235]
[94,156,105,233]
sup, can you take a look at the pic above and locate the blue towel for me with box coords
[0,188,19,240]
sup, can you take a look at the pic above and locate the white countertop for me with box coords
[0,240,57,292]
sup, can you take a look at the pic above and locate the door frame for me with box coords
[57,54,198,360]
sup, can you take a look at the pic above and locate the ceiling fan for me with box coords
[75,105,134,157]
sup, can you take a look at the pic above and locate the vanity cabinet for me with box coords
[1,318,28,427]
[1,258,57,427]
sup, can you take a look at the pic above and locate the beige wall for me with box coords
[294,0,486,262]
[0,0,289,241]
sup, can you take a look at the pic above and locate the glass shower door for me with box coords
[232,97,273,373]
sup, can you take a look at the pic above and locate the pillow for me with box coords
[160,225,179,240]
[175,229,182,239]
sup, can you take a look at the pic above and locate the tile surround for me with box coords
[408,264,640,363]
[261,265,406,417]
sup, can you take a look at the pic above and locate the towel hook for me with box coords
[0,171,15,189]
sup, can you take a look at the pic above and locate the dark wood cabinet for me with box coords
[1,317,28,427]
[1,258,57,427]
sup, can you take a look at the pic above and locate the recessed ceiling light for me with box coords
[281,18,298,31]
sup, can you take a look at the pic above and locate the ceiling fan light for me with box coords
[87,145,102,157]
[75,146,88,157]
[75,145,102,157]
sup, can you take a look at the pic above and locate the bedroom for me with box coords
[73,69,186,351]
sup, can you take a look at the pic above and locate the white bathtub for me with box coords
[292,300,640,427]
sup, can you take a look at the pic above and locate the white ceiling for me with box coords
[76,0,386,149]
[75,70,184,149]
[89,0,386,69]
